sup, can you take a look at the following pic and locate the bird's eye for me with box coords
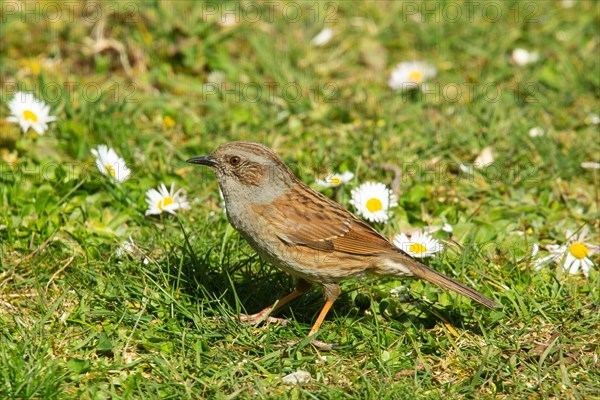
[229,156,241,166]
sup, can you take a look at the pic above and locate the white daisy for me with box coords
[535,228,598,277]
[511,48,539,66]
[6,91,57,134]
[388,61,437,91]
[581,162,600,170]
[145,183,190,216]
[315,171,354,188]
[560,0,574,8]
[587,113,600,125]
[531,243,539,258]
[533,244,563,271]
[393,231,444,258]
[528,127,545,137]
[442,223,453,233]
[115,236,136,258]
[116,236,149,265]
[350,182,398,223]
[218,13,238,28]
[311,28,333,46]
[91,145,131,182]
[562,229,598,277]
[474,146,495,168]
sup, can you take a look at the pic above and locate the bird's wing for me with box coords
[255,183,395,255]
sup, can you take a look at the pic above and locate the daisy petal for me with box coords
[6,91,57,134]
[350,182,397,224]
[145,183,190,216]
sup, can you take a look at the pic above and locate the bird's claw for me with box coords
[287,338,335,351]
[238,312,290,326]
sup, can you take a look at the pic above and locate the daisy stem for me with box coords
[101,180,137,212]
[332,185,341,202]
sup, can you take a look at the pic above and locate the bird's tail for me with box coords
[392,254,498,309]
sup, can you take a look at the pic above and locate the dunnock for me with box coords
[187,142,497,344]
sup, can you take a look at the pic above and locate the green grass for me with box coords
[1,1,599,398]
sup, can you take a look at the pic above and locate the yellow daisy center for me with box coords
[163,115,175,128]
[158,196,174,210]
[23,110,38,122]
[329,176,341,184]
[30,61,41,75]
[408,70,423,83]
[105,164,116,177]
[569,242,588,260]
[366,198,383,213]
[409,243,427,254]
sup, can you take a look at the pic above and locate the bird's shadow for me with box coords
[169,221,484,333]
[169,240,338,324]
[167,245,480,335]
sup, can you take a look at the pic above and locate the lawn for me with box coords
[0,1,599,398]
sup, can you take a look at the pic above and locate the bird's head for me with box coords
[187,141,297,203]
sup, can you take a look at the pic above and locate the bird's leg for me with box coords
[287,283,340,351]
[239,278,311,325]
[286,283,340,350]
[239,290,303,325]
[308,283,340,336]
[307,299,336,336]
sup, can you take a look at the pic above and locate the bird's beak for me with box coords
[186,155,217,167]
